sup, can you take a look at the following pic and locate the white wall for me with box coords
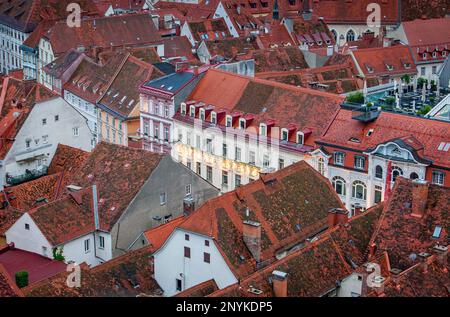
[213,2,240,38]
[6,214,112,267]
[180,22,195,47]
[154,229,238,296]
[0,23,27,73]
[2,97,93,187]
[6,213,53,258]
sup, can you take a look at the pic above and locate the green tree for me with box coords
[53,247,65,262]
[346,91,365,104]
[15,271,29,288]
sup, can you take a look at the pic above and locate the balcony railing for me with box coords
[6,165,48,186]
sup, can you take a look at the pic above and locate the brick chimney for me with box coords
[272,270,288,297]
[327,208,348,228]
[411,179,429,218]
[242,220,261,262]
[183,196,195,216]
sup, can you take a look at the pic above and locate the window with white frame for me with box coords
[332,176,346,196]
[352,181,367,200]
[200,109,205,120]
[391,166,403,182]
[239,118,246,129]
[99,236,105,249]
[432,170,445,186]
[296,132,304,144]
[354,156,365,170]
[84,239,90,253]
[189,106,195,117]
[249,151,256,165]
[72,127,79,136]
[263,155,270,168]
[318,158,325,175]
[185,184,191,196]
[259,123,266,136]
[334,152,345,165]
[181,103,186,115]
[206,138,213,153]
[375,165,383,179]
[211,112,217,124]
[226,116,232,127]
[281,129,288,141]
[235,146,241,161]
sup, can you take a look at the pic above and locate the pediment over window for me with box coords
[365,140,431,166]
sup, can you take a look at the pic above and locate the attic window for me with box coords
[281,128,288,141]
[386,64,394,71]
[199,108,205,120]
[404,62,411,69]
[189,105,196,117]
[296,131,304,145]
[226,115,232,127]
[181,103,187,115]
[366,65,374,73]
[211,112,217,124]
[259,123,267,136]
[366,129,374,137]
[423,53,427,59]
[432,52,437,58]
[239,118,246,129]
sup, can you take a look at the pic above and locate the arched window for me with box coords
[318,158,325,175]
[331,29,337,42]
[332,176,346,196]
[391,166,403,182]
[375,165,383,179]
[410,172,419,180]
[346,29,355,42]
[352,181,367,200]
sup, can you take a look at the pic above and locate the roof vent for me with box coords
[247,286,263,295]
[434,244,448,253]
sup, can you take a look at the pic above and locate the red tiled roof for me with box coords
[144,216,185,253]
[68,142,164,231]
[352,45,417,77]
[0,207,23,237]
[175,279,219,297]
[160,36,197,61]
[0,246,66,285]
[400,0,449,21]
[28,188,96,246]
[185,68,344,146]
[204,37,259,60]
[47,144,90,177]
[0,263,22,297]
[187,18,231,43]
[24,246,163,297]
[369,178,449,271]
[318,109,450,168]
[257,23,295,49]
[177,160,345,278]
[311,0,399,24]
[98,54,163,118]
[44,13,162,56]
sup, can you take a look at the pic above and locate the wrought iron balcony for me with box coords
[6,165,48,186]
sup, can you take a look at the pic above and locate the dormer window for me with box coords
[296,131,304,145]
[211,112,217,124]
[199,109,205,121]
[189,105,196,117]
[404,63,411,69]
[432,51,437,58]
[181,103,187,115]
[386,64,394,71]
[239,118,246,129]
[225,115,232,127]
[259,123,267,136]
[366,65,374,73]
[281,128,288,141]
[443,51,447,57]
[423,53,427,59]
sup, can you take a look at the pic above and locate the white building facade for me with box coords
[0,23,28,74]
[1,97,93,188]
[153,228,238,296]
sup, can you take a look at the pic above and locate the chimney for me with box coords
[183,196,195,216]
[242,220,261,262]
[418,252,432,273]
[272,270,288,297]
[327,208,348,228]
[193,66,199,76]
[433,244,448,266]
[411,179,429,218]
[92,185,99,230]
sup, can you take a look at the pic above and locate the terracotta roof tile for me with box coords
[68,142,164,231]
[175,279,219,297]
[144,216,185,253]
[24,246,163,297]
[370,178,449,271]
[0,263,22,297]
[178,161,345,278]
[401,1,449,21]
[187,18,231,43]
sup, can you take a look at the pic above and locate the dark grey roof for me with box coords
[143,71,194,94]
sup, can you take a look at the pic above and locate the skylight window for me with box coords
[432,226,442,239]
[437,142,450,152]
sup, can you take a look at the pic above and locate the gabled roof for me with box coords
[403,17,450,47]
[160,36,197,61]
[204,37,258,60]
[257,23,295,49]
[42,49,85,78]
[98,54,163,118]
[176,160,345,278]
[24,246,163,297]
[44,13,161,56]
[144,216,185,253]
[187,18,230,43]
[369,178,449,271]
[249,47,309,73]
[67,142,164,231]
[352,45,417,77]
[47,144,90,177]
[318,109,450,168]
